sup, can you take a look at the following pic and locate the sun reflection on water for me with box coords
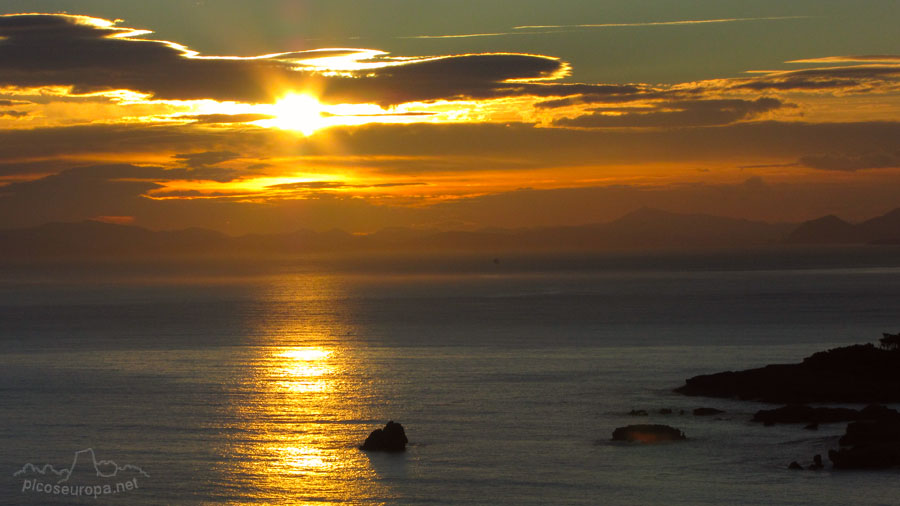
[271,347,333,394]
[218,274,390,505]
[221,341,387,504]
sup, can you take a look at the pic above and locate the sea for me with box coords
[1,247,899,505]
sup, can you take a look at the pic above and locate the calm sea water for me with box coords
[1,248,899,505]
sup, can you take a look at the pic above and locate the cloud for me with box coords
[0,123,250,161]
[786,55,900,64]
[0,165,161,226]
[2,154,899,233]
[3,120,900,176]
[316,53,568,105]
[513,16,807,30]
[0,110,28,117]
[185,113,274,124]
[144,189,249,199]
[0,99,31,106]
[532,55,900,117]
[0,14,568,106]
[0,159,91,178]
[728,64,900,93]
[0,162,429,232]
[737,162,801,169]
[533,88,673,109]
[555,98,789,128]
[399,32,519,40]
[799,151,900,171]
[398,16,808,40]
[266,181,350,190]
[173,150,241,169]
[266,180,425,190]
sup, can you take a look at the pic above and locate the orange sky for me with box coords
[0,10,899,233]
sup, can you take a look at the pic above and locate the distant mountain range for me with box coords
[785,208,900,245]
[1,207,898,259]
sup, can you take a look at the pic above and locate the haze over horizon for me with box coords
[1,1,899,235]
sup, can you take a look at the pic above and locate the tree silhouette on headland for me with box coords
[880,332,900,351]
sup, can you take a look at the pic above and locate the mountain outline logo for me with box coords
[13,448,150,485]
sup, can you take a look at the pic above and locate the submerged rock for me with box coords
[612,424,686,443]
[787,455,824,470]
[360,421,408,452]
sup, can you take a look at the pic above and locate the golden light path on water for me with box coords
[219,275,390,505]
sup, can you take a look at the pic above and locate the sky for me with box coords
[0,0,898,234]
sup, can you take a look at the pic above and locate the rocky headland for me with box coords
[675,339,900,404]
[676,333,900,469]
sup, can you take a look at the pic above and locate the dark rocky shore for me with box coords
[829,408,900,469]
[675,333,900,469]
[675,342,900,403]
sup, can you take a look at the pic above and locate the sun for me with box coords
[267,93,326,135]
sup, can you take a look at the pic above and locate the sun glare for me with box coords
[267,93,326,135]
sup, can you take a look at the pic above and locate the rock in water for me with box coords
[828,408,900,469]
[361,421,408,452]
[611,424,686,443]
[829,444,900,469]
[809,454,824,470]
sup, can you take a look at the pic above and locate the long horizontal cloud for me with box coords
[799,151,900,171]
[533,58,900,111]
[266,181,425,190]
[786,55,900,64]
[722,61,900,94]
[402,16,807,39]
[317,53,568,105]
[185,113,275,124]
[555,98,789,128]
[512,16,806,30]
[4,162,900,233]
[4,120,900,175]
[0,14,568,105]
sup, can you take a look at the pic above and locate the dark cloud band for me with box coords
[0,14,568,105]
